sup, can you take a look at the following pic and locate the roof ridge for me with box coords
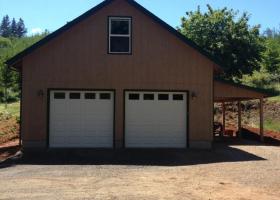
[6,0,222,71]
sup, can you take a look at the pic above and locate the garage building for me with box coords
[6,0,274,149]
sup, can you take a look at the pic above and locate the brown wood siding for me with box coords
[21,0,215,147]
[214,81,264,102]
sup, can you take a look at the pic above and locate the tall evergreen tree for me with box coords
[0,15,11,37]
[16,18,27,37]
[10,18,17,37]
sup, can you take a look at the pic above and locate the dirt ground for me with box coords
[245,126,280,141]
[0,140,20,162]
[0,140,280,200]
[0,117,19,144]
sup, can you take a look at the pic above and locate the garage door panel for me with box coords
[127,109,185,121]
[126,122,186,131]
[52,102,68,112]
[49,90,114,148]
[128,137,184,142]
[126,130,185,138]
[81,102,112,111]
[127,141,185,148]
[125,91,187,148]
[50,137,112,148]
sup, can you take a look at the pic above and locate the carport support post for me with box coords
[260,98,264,142]
[222,102,226,136]
[237,101,242,138]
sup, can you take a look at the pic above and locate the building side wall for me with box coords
[21,0,215,148]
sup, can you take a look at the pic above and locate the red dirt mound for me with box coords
[0,139,20,162]
[0,118,19,145]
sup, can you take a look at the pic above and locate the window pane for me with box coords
[85,93,96,99]
[158,94,169,100]
[70,93,80,99]
[144,94,154,100]
[129,93,140,100]
[110,36,130,53]
[111,19,129,34]
[100,93,111,100]
[54,92,65,99]
[173,94,184,101]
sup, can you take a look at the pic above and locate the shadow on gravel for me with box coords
[214,129,280,147]
[241,128,280,146]
[0,145,20,157]
[0,142,266,169]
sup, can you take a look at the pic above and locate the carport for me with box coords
[214,79,277,141]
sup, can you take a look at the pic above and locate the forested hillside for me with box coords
[0,15,48,105]
[242,29,280,91]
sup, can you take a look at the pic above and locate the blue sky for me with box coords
[0,0,279,35]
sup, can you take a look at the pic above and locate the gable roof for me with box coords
[6,0,222,70]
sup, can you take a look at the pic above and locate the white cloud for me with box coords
[31,28,43,35]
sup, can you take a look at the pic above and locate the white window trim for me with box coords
[109,17,131,54]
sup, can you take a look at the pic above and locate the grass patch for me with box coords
[268,95,280,103]
[265,119,280,132]
[253,119,280,132]
[0,102,20,118]
[267,81,280,102]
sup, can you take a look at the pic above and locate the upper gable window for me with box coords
[108,17,131,54]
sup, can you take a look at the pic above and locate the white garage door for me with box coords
[125,91,187,148]
[49,90,114,148]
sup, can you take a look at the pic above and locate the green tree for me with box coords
[241,68,271,88]
[241,28,280,90]
[0,37,14,106]
[262,38,280,75]
[10,18,18,37]
[0,33,49,103]
[0,36,12,48]
[0,15,11,38]
[16,18,27,38]
[264,27,280,39]
[0,60,14,108]
[178,5,264,79]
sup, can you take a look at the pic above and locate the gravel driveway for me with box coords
[0,140,279,200]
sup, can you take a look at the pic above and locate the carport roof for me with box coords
[214,78,279,102]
